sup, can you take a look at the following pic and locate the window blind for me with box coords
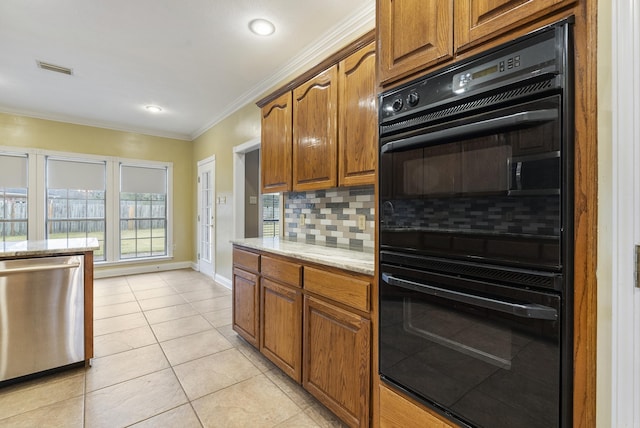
[121,165,166,194]
[0,154,28,188]
[47,158,106,190]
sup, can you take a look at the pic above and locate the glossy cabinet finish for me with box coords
[232,245,373,427]
[232,268,259,347]
[293,65,338,191]
[338,42,378,187]
[455,0,577,52]
[258,37,376,193]
[303,295,371,428]
[260,255,303,382]
[379,383,458,428]
[232,248,260,348]
[304,266,371,313]
[261,278,302,382]
[378,0,577,84]
[377,0,453,84]
[261,92,293,193]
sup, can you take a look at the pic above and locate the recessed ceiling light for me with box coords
[145,105,163,113]
[249,19,275,36]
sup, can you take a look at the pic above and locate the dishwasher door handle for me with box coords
[0,262,82,275]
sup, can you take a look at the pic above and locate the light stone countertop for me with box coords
[0,238,100,258]
[231,237,375,276]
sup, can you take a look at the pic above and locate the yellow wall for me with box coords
[0,113,194,273]
[192,103,261,281]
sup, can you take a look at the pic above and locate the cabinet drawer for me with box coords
[303,267,370,313]
[261,256,302,288]
[233,247,260,272]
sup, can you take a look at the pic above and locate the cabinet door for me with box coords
[455,0,576,53]
[260,279,302,382]
[261,92,293,193]
[338,42,377,187]
[303,296,370,428]
[293,65,338,191]
[232,267,259,348]
[377,0,453,84]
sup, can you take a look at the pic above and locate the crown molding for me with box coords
[191,2,375,140]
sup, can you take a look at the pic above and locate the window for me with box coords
[119,164,167,259]
[262,193,280,237]
[0,145,173,264]
[46,158,106,261]
[0,154,28,243]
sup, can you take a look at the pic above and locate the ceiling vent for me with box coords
[37,60,73,76]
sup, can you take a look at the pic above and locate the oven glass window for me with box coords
[379,96,562,268]
[379,269,562,428]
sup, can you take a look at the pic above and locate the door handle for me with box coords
[381,109,558,154]
[382,273,558,320]
[0,263,82,275]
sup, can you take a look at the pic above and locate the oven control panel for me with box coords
[380,23,565,124]
[452,36,555,94]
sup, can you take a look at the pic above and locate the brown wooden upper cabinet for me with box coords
[377,0,576,85]
[338,41,377,187]
[377,0,454,85]
[455,0,577,52]
[261,92,293,193]
[293,65,339,192]
[258,34,377,193]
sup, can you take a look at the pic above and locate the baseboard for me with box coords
[94,261,193,278]
[215,273,232,290]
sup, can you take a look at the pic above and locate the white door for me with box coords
[197,157,215,278]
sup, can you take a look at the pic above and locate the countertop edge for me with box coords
[232,238,375,276]
[0,238,100,259]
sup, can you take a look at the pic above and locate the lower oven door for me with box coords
[379,263,563,428]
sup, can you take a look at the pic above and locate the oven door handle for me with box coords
[380,109,558,154]
[381,273,558,320]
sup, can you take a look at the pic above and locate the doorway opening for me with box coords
[233,139,282,241]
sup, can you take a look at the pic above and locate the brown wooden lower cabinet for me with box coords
[232,245,372,427]
[303,295,370,428]
[260,278,302,382]
[379,382,458,428]
[232,267,259,348]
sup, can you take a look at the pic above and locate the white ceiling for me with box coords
[0,1,375,141]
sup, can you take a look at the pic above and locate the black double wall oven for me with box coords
[378,20,574,428]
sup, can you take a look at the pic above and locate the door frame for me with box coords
[197,155,216,278]
[610,0,640,425]
[233,138,260,240]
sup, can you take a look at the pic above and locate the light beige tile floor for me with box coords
[0,269,347,428]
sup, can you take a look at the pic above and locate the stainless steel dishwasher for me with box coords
[0,255,84,382]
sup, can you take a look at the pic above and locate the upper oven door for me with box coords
[379,95,563,269]
[380,95,561,198]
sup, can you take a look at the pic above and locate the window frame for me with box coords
[0,145,173,265]
[0,152,29,243]
[118,163,170,261]
[45,156,107,261]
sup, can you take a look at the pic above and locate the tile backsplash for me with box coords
[284,186,374,250]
